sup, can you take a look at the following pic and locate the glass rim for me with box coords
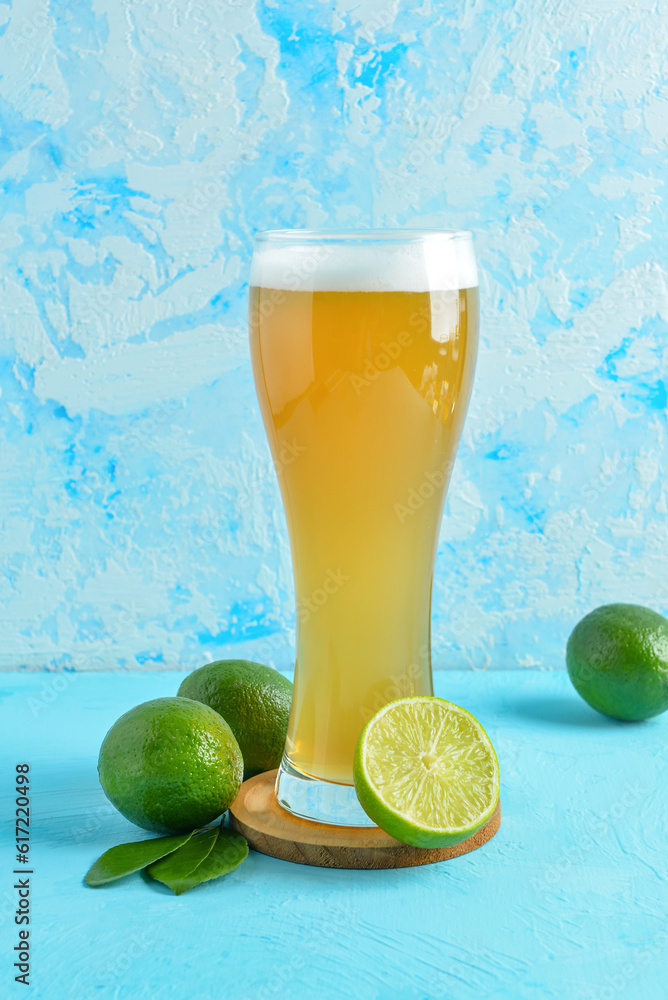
[254,228,473,244]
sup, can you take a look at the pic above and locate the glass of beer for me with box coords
[249,230,479,826]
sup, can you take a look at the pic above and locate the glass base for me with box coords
[275,757,377,827]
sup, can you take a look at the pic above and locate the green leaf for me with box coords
[147,827,248,895]
[145,826,219,891]
[85,830,195,886]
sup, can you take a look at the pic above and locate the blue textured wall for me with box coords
[0,0,666,671]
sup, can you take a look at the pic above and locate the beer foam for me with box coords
[250,231,478,292]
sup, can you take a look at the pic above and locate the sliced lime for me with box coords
[353,696,500,848]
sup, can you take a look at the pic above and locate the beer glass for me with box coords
[249,230,479,825]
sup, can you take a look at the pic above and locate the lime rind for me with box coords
[97,697,244,834]
[354,696,500,849]
[566,603,668,721]
[177,660,293,779]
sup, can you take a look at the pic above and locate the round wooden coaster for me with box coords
[229,769,501,870]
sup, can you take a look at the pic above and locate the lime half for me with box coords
[353,697,500,848]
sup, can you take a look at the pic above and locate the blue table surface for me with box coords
[1,669,666,1000]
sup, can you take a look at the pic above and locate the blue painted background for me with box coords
[0,0,666,672]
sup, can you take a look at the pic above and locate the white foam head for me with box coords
[250,230,478,292]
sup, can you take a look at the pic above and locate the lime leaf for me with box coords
[84,830,194,886]
[145,826,219,891]
[147,827,248,895]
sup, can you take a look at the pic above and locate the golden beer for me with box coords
[249,232,479,824]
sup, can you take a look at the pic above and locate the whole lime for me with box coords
[98,697,243,833]
[178,660,292,779]
[566,603,668,721]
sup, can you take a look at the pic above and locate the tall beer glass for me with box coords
[249,230,479,825]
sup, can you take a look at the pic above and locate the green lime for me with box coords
[178,660,293,779]
[566,603,668,721]
[98,697,243,833]
[353,696,500,848]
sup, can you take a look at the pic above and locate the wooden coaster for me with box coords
[229,769,501,870]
